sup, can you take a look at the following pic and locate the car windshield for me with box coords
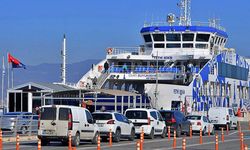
[40,107,56,120]
[125,111,148,119]
[92,113,112,120]
[160,112,172,120]
[186,116,201,120]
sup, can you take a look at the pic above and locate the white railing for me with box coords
[143,21,226,31]
[107,47,152,55]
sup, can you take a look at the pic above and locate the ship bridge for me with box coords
[141,25,228,60]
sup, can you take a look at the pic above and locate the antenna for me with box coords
[61,34,66,85]
[178,0,191,26]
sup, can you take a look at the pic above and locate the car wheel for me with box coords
[72,132,80,147]
[91,132,98,144]
[20,126,27,135]
[128,128,135,141]
[148,128,154,139]
[113,129,121,142]
[202,127,206,136]
[176,126,181,137]
[41,139,49,146]
[186,125,191,136]
[211,127,215,135]
[161,127,166,138]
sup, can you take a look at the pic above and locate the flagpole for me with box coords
[1,56,5,107]
[7,53,9,89]
[11,66,14,88]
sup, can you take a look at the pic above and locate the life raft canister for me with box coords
[98,65,103,72]
[107,48,113,54]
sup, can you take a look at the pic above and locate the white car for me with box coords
[208,107,238,130]
[38,105,99,146]
[186,115,214,135]
[92,112,135,142]
[124,108,166,139]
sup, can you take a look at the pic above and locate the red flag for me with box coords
[8,53,26,69]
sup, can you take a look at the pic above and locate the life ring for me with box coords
[107,48,113,54]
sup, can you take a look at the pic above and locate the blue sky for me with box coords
[0,0,249,65]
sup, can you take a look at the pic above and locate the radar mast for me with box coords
[179,0,191,26]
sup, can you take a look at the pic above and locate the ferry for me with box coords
[77,0,250,115]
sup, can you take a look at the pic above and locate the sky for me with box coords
[0,0,250,65]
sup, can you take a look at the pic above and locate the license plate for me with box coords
[43,130,55,135]
[97,123,104,127]
[135,126,140,129]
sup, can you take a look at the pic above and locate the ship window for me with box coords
[196,34,210,42]
[166,43,181,48]
[182,33,194,41]
[154,43,165,48]
[183,43,193,48]
[166,34,181,41]
[146,44,152,48]
[153,34,164,41]
[195,44,208,49]
[143,34,152,42]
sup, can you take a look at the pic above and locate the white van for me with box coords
[38,105,99,146]
[208,107,238,130]
[124,108,166,139]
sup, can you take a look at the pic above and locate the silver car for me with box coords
[0,112,38,134]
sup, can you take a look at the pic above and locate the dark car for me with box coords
[159,110,191,137]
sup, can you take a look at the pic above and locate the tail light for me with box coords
[107,119,115,124]
[197,122,201,126]
[38,114,40,129]
[226,115,229,121]
[171,117,176,123]
[148,117,151,125]
[68,113,73,130]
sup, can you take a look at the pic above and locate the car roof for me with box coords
[125,108,157,111]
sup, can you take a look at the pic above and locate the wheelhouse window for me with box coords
[143,34,152,42]
[154,43,165,48]
[166,43,181,48]
[196,34,210,42]
[166,34,181,41]
[195,44,208,49]
[146,44,152,48]
[153,34,164,41]
[182,33,194,41]
[183,43,193,48]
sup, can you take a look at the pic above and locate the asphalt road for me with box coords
[2,125,250,150]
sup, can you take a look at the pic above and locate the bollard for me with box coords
[16,134,20,150]
[136,140,140,150]
[109,129,112,147]
[215,133,219,150]
[190,125,192,139]
[140,127,144,150]
[182,137,186,150]
[244,144,248,150]
[38,138,41,150]
[226,124,229,135]
[172,130,176,149]
[168,126,170,141]
[240,132,244,150]
[199,128,202,144]
[0,130,2,150]
[208,125,210,137]
[221,128,224,142]
[168,126,170,140]
[68,131,72,150]
[97,135,101,150]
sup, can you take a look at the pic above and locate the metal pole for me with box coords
[1,56,5,107]
[154,51,159,109]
